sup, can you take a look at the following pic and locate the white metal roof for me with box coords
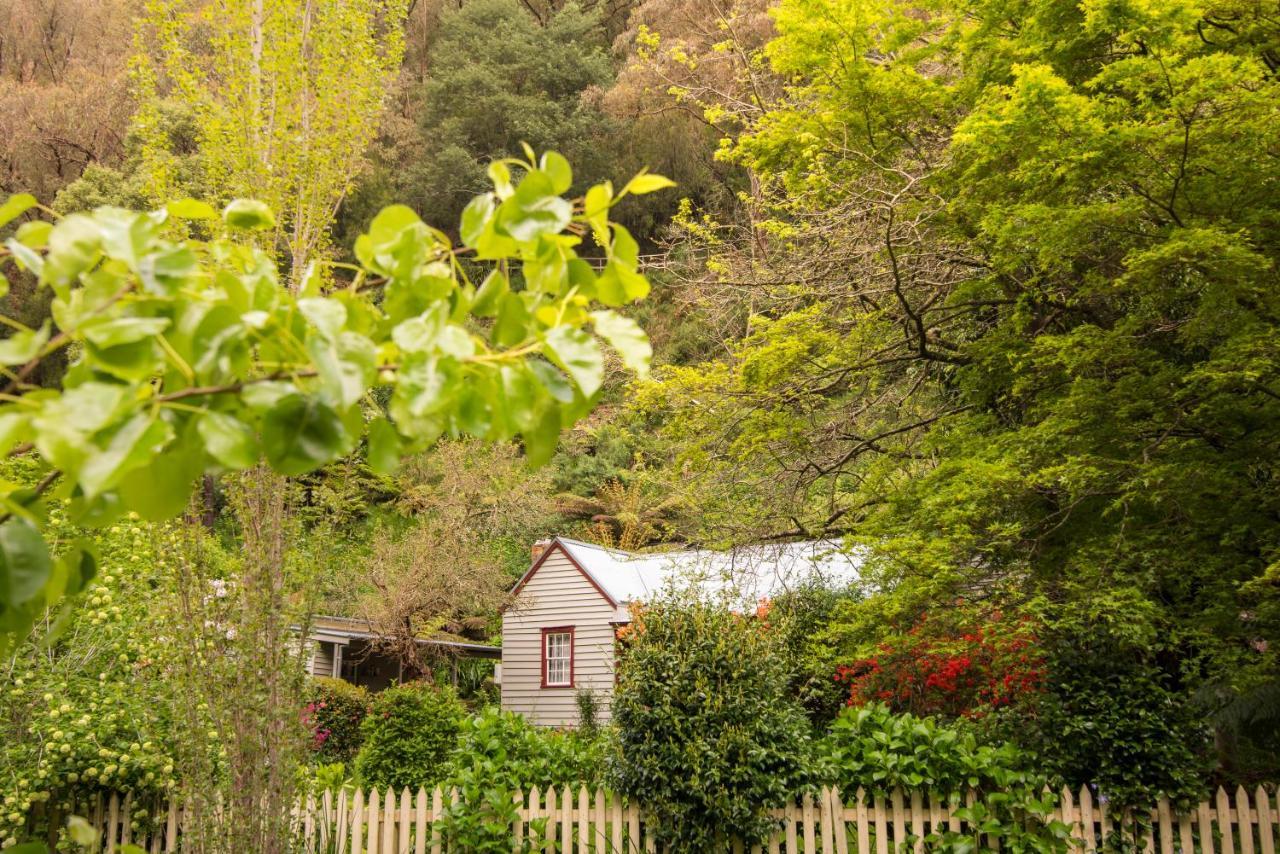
[552,537,862,612]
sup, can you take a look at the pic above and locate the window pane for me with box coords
[545,631,571,685]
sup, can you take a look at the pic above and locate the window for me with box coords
[542,627,574,688]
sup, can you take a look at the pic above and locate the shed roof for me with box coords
[516,537,862,610]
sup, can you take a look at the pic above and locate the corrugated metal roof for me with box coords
[552,537,862,609]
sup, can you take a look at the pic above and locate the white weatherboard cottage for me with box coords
[500,537,861,727]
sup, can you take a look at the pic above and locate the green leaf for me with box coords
[622,172,677,195]
[522,403,562,467]
[493,292,531,348]
[198,411,260,469]
[0,516,52,607]
[460,194,495,247]
[542,325,604,398]
[496,171,572,242]
[262,394,348,476]
[367,204,422,246]
[590,310,651,376]
[82,316,171,348]
[4,237,44,276]
[471,269,508,317]
[222,199,276,230]
[0,321,50,366]
[298,297,348,341]
[117,441,202,520]
[540,151,573,195]
[79,413,174,498]
[166,198,218,220]
[366,418,403,476]
[15,219,52,248]
[0,193,37,228]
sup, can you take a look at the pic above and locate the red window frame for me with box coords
[541,626,575,688]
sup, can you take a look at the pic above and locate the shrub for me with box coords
[834,606,1045,718]
[611,596,813,849]
[304,677,371,761]
[353,682,465,791]
[817,704,1071,852]
[438,708,609,852]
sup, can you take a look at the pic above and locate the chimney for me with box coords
[531,538,552,564]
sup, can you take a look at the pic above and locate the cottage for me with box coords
[500,537,861,727]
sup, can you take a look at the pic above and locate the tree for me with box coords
[633,0,1280,782]
[130,0,413,284]
[395,0,618,234]
[0,152,669,651]
[355,439,556,667]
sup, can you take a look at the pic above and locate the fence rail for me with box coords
[62,783,1280,853]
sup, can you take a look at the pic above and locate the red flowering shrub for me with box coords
[834,607,1046,718]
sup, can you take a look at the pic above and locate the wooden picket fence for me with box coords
[64,783,1280,853]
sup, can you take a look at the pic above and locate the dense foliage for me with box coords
[353,682,466,791]
[626,0,1280,787]
[611,596,812,848]
[437,709,608,852]
[304,678,371,762]
[0,481,179,849]
[0,150,664,649]
[818,705,1071,852]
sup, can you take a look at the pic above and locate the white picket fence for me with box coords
[54,783,1280,853]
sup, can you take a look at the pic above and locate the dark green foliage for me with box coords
[818,705,1071,852]
[403,0,615,232]
[305,677,371,762]
[984,603,1210,808]
[611,597,813,848]
[353,682,465,791]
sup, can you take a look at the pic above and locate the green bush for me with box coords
[818,704,1071,852]
[437,708,609,852]
[305,677,371,762]
[611,596,813,849]
[353,682,465,791]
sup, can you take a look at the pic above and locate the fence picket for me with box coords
[1220,788,1237,854]
[398,788,411,854]
[430,787,443,854]
[106,792,119,854]
[1199,796,1217,854]
[368,789,382,854]
[414,788,427,854]
[1178,805,1194,854]
[855,788,869,854]
[802,790,816,852]
[351,789,365,854]
[907,789,923,854]
[785,797,799,854]
[831,788,849,854]
[1238,786,1256,854]
[1257,785,1275,854]
[891,789,906,852]
[820,787,835,853]
[594,787,606,852]
[578,785,590,852]
[873,791,888,854]
[626,799,640,853]
[1155,797,1173,854]
[609,790,623,854]
[1079,786,1096,852]
[545,786,558,851]
[381,788,395,854]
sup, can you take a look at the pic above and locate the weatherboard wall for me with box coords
[501,545,618,727]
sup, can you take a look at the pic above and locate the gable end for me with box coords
[507,539,618,608]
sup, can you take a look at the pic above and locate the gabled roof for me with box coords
[510,537,862,611]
